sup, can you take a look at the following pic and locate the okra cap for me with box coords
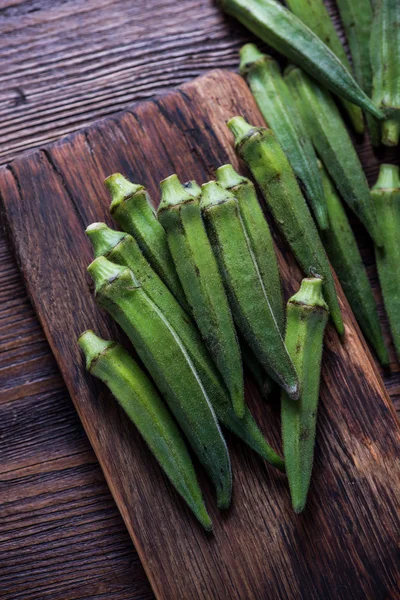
[158,174,194,214]
[289,278,328,311]
[216,164,248,189]
[86,223,127,258]
[105,173,144,214]
[88,256,138,295]
[372,164,400,192]
[239,43,266,75]
[78,330,115,372]
[183,180,202,199]
[200,180,236,211]
[227,116,261,148]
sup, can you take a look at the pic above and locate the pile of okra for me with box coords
[79,0,400,530]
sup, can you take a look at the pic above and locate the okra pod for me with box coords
[105,173,186,306]
[335,0,380,146]
[284,0,364,133]
[158,175,245,419]
[318,163,388,365]
[86,224,284,471]
[216,163,285,332]
[238,45,328,230]
[217,0,384,118]
[285,67,383,248]
[228,116,344,336]
[184,180,202,198]
[78,331,212,530]
[88,257,232,509]
[281,278,329,513]
[370,0,400,146]
[200,180,299,400]
[371,164,400,359]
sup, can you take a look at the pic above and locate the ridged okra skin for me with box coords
[284,0,364,133]
[285,67,383,248]
[216,163,285,333]
[335,0,380,146]
[158,175,245,419]
[85,224,284,470]
[317,164,388,366]
[88,257,232,509]
[78,331,212,530]
[105,173,186,306]
[238,45,328,231]
[371,165,400,360]
[370,0,400,146]
[281,278,329,513]
[217,0,384,118]
[200,180,299,400]
[228,116,344,336]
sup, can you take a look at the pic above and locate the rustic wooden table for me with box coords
[0,2,399,599]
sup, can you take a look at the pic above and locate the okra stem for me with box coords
[281,278,329,513]
[78,330,212,530]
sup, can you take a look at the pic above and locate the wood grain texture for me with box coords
[1,69,399,600]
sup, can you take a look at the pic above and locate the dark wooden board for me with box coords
[1,70,399,599]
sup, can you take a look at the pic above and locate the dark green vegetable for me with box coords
[370,0,400,146]
[281,278,328,513]
[371,164,400,359]
[88,257,232,509]
[285,66,383,248]
[217,0,384,118]
[200,180,299,400]
[158,175,245,419]
[239,45,328,230]
[105,173,187,307]
[216,163,285,332]
[335,0,380,146]
[86,223,284,469]
[318,163,388,365]
[284,0,364,133]
[78,330,212,530]
[228,116,344,336]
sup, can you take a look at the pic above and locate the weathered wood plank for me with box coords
[1,69,399,600]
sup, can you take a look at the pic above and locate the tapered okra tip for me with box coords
[227,116,257,146]
[289,278,329,311]
[78,330,114,371]
[87,256,132,294]
[158,174,193,213]
[239,43,265,75]
[105,173,144,214]
[183,180,202,199]
[200,180,235,210]
[215,164,247,189]
[373,163,400,191]
[86,223,126,258]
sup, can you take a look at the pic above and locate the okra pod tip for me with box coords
[78,329,114,371]
[86,223,126,258]
[372,163,400,191]
[215,164,247,189]
[290,277,328,310]
[227,116,259,147]
[239,43,268,75]
[88,256,136,295]
[200,179,236,208]
[105,173,144,214]
[158,174,192,213]
[184,180,202,199]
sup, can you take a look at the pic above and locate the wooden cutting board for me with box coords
[0,70,399,600]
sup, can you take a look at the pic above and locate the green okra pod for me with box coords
[281,278,329,513]
[370,0,400,146]
[238,45,328,230]
[285,67,383,248]
[88,257,232,509]
[318,163,388,365]
[216,163,285,332]
[217,0,384,119]
[86,224,284,471]
[158,175,245,419]
[371,164,400,359]
[78,331,212,530]
[105,173,187,306]
[228,116,344,336]
[335,0,380,146]
[284,0,364,133]
[200,180,299,400]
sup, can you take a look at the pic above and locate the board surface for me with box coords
[0,70,399,600]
